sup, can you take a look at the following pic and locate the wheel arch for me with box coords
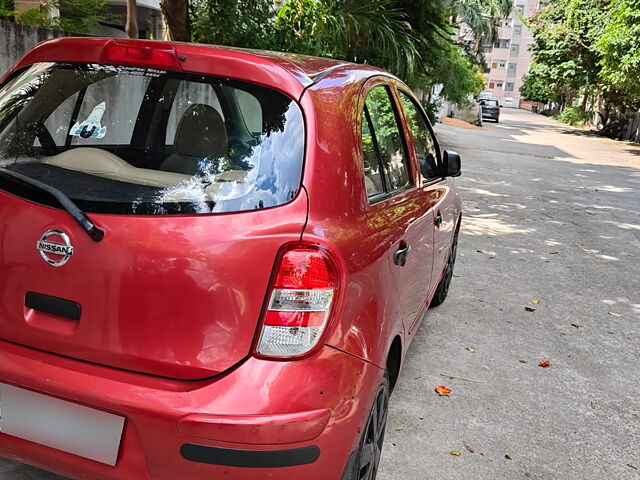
[386,335,402,394]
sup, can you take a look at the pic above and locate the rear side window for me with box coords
[0,62,305,215]
[70,74,151,146]
[235,90,262,135]
[398,90,441,182]
[360,85,411,199]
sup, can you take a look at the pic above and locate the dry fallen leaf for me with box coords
[608,312,622,317]
[531,299,540,305]
[463,442,475,454]
[449,451,461,456]
[623,252,634,257]
[627,463,638,470]
[548,251,559,254]
[525,306,536,312]
[539,360,551,368]
[505,454,512,460]
[590,401,596,409]
[582,248,598,253]
[571,323,583,329]
[465,347,476,353]
[519,360,528,363]
[435,385,452,396]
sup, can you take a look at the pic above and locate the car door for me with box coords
[396,88,458,322]
[360,80,435,336]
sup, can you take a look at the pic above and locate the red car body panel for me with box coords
[0,339,381,480]
[0,188,308,379]
[0,37,462,479]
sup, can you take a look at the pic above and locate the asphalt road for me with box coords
[2,109,639,479]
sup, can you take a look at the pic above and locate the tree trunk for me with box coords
[580,89,589,114]
[125,0,139,39]
[160,0,191,42]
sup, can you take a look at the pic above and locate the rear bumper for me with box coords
[0,339,382,480]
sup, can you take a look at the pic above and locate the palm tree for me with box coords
[452,0,514,46]
[276,0,419,81]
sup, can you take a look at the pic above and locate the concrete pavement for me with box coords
[2,109,639,479]
[379,108,640,479]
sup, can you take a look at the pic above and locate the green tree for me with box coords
[16,0,112,33]
[188,0,509,112]
[520,70,556,104]
[191,0,275,49]
[597,0,640,111]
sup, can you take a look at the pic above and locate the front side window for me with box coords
[398,90,441,182]
[360,85,410,198]
[0,62,305,215]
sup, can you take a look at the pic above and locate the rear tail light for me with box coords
[255,245,339,358]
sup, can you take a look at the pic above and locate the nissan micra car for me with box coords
[0,38,462,480]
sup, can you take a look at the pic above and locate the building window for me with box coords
[503,18,513,28]
[505,82,515,92]
[498,60,507,68]
[497,39,511,49]
[495,81,504,89]
[514,25,523,36]
[507,63,517,78]
[516,4,525,14]
[489,82,495,89]
[510,44,520,56]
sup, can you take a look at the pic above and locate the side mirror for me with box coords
[443,150,461,177]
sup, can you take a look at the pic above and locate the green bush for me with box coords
[556,106,583,126]
[0,0,16,19]
[422,100,441,124]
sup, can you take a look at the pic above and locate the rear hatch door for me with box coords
[0,57,307,380]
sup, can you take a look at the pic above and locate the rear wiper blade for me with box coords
[0,167,104,242]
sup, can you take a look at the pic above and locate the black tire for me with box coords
[341,372,390,480]
[430,230,458,307]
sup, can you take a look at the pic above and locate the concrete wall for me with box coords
[0,21,75,79]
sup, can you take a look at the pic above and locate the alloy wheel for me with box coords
[358,384,389,480]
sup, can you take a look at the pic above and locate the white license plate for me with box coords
[0,382,124,466]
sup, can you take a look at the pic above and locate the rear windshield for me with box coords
[483,100,499,107]
[0,62,305,214]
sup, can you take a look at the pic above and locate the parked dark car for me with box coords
[0,37,462,480]
[480,98,501,122]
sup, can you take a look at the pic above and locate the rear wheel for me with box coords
[341,372,390,480]
[430,230,458,307]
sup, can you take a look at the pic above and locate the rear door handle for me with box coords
[394,243,411,266]
[435,212,443,228]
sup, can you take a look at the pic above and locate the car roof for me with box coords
[5,37,389,100]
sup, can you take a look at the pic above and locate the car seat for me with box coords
[160,104,228,176]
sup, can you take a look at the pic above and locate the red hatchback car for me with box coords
[0,38,462,480]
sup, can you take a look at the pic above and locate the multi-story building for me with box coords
[482,0,539,108]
